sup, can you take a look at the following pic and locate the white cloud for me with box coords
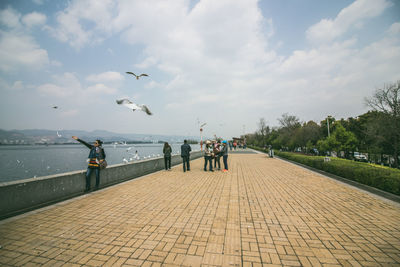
[45,0,115,49]
[306,0,392,44]
[0,7,22,29]
[0,30,49,72]
[37,83,71,97]
[86,71,124,83]
[37,72,119,99]
[86,83,117,95]
[37,72,81,97]
[0,7,49,72]
[22,12,47,28]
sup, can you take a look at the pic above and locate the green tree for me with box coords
[317,122,357,158]
[277,113,301,150]
[365,81,400,167]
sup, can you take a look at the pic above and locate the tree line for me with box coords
[245,81,400,168]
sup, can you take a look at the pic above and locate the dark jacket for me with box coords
[221,144,228,156]
[77,139,106,168]
[181,143,191,157]
[163,146,172,157]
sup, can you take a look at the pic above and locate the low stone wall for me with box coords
[0,151,203,220]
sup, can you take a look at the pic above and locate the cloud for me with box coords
[0,7,21,29]
[0,7,49,72]
[86,83,117,94]
[86,71,124,83]
[22,12,47,28]
[37,72,81,97]
[45,0,115,49]
[0,30,49,72]
[37,83,70,97]
[306,0,392,44]
[37,72,119,99]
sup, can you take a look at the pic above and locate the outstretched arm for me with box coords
[72,136,93,149]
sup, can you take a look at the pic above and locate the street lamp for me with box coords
[327,115,332,138]
[200,122,206,151]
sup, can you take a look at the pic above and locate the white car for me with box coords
[354,153,368,162]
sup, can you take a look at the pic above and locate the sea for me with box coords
[0,143,201,183]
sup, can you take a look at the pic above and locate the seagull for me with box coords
[57,131,62,138]
[52,105,58,109]
[116,98,153,115]
[126,72,149,80]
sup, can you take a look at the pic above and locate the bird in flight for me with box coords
[52,105,58,109]
[126,72,149,80]
[116,98,153,115]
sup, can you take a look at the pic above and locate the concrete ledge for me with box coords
[0,151,203,220]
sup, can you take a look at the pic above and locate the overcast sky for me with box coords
[0,0,399,139]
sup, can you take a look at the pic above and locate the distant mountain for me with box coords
[0,129,201,145]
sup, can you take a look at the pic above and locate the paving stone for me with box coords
[0,153,399,266]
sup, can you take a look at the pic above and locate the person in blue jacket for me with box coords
[72,136,106,192]
[180,140,192,172]
[221,140,229,172]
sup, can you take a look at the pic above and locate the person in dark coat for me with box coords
[221,140,228,172]
[72,136,106,192]
[180,139,192,172]
[163,142,172,170]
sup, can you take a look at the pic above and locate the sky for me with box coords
[0,0,399,139]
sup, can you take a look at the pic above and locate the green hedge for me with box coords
[249,146,400,196]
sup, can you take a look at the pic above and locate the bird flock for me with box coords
[52,71,152,116]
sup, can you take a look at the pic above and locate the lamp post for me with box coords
[327,115,331,137]
[325,115,332,160]
[200,122,206,151]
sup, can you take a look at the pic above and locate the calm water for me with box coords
[0,144,200,183]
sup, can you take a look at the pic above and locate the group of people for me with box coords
[162,139,192,172]
[203,140,229,172]
[73,136,229,192]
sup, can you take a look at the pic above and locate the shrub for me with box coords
[274,151,400,196]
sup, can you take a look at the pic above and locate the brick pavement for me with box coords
[0,152,400,266]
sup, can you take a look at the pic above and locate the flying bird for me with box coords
[52,105,58,109]
[116,98,153,115]
[126,72,149,80]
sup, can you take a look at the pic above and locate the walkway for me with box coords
[1,152,400,266]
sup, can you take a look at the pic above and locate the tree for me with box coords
[332,122,358,158]
[294,121,322,151]
[316,122,357,158]
[277,113,301,150]
[256,118,269,148]
[365,81,400,167]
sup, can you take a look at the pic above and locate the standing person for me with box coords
[181,139,192,172]
[221,140,229,172]
[213,141,221,170]
[204,141,214,172]
[72,136,106,192]
[163,142,172,170]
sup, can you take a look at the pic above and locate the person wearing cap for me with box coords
[72,136,106,192]
[221,140,228,172]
